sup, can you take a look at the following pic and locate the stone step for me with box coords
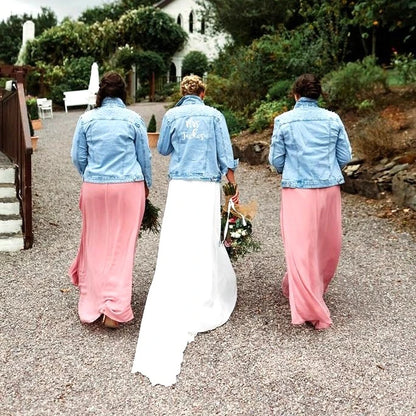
[0,167,15,184]
[0,183,16,199]
[0,217,22,234]
[0,199,20,216]
[0,234,24,252]
[0,155,24,252]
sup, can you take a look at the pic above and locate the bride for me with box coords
[132,75,239,386]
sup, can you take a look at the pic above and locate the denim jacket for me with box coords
[157,95,238,182]
[269,97,352,188]
[71,97,152,187]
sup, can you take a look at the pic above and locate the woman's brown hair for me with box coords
[292,73,322,100]
[96,71,127,107]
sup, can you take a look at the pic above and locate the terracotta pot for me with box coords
[31,119,43,130]
[147,132,159,148]
[31,136,39,151]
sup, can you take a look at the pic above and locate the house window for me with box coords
[189,11,194,33]
[177,14,182,26]
[169,62,177,83]
[200,17,205,34]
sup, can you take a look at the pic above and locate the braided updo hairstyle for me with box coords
[180,75,206,96]
[96,71,127,107]
[292,73,322,100]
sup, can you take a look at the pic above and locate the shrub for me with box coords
[266,79,293,101]
[136,85,149,101]
[357,99,375,113]
[26,70,42,97]
[153,82,179,102]
[353,115,395,162]
[182,51,209,77]
[391,51,416,84]
[205,74,231,106]
[221,109,249,135]
[322,56,388,110]
[26,97,39,120]
[209,27,342,115]
[203,96,248,135]
[40,57,93,106]
[115,45,137,71]
[249,99,290,132]
[147,114,157,132]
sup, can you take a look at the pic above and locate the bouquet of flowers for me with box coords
[139,199,161,237]
[221,183,260,261]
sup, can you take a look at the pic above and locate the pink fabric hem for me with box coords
[69,181,145,323]
[280,186,342,330]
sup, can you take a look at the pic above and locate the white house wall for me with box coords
[157,0,229,78]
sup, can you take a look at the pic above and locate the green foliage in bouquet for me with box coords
[139,199,161,237]
[223,182,238,197]
[221,183,260,261]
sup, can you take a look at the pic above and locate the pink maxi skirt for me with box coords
[280,186,342,329]
[69,181,145,323]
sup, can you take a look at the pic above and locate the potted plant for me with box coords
[28,116,39,151]
[147,114,159,148]
[26,97,42,131]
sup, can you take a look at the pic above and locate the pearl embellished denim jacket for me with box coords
[71,97,152,187]
[157,95,238,182]
[269,97,352,188]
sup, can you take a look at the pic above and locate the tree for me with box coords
[87,19,121,61]
[34,7,58,35]
[0,7,57,64]
[298,0,350,68]
[182,51,209,76]
[352,0,416,57]
[118,7,187,58]
[79,0,154,24]
[79,2,125,24]
[26,20,90,66]
[23,5,186,106]
[135,51,167,101]
[197,0,300,45]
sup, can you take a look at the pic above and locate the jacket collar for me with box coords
[175,95,204,107]
[102,97,126,108]
[294,97,318,108]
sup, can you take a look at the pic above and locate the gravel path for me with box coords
[1,102,415,415]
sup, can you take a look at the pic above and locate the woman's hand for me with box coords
[230,184,239,204]
[225,169,239,204]
[145,184,149,199]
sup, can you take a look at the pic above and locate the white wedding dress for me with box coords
[132,180,237,386]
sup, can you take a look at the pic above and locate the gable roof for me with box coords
[154,0,176,8]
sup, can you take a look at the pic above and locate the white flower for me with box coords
[231,232,241,239]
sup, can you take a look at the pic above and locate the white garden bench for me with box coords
[63,90,96,112]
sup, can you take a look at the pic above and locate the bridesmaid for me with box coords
[269,73,352,329]
[69,71,152,328]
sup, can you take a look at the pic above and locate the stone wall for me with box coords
[342,155,416,211]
